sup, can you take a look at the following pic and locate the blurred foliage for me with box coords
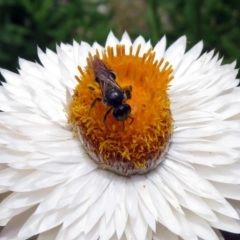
[0,0,240,81]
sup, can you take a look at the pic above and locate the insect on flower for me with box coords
[88,56,133,130]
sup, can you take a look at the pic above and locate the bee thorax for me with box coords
[104,87,124,107]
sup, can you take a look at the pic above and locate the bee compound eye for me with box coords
[113,104,131,121]
[109,71,116,80]
[95,76,100,83]
[125,89,132,100]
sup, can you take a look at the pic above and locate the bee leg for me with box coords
[103,108,113,132]
[88,85,95,91]
[128,116,134,125]
[89,97,101,115]
[88,83,101,95]
[122,121,125,131]
[103,107,113,124]
[123,85,132,100]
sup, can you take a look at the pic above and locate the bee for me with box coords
[88,56,133,130]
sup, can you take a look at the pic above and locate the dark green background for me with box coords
[0,0,240,239]
[0,0,240,78]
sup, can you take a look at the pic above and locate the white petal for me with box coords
[120,31,132,54]
[164,36,186,70]
[228,199,240,216]
[83,219,100,240]
[0,68,24,87]
[10,170,72,192]
[163,159,222,200]
[125,179,139,219]
[132,176,157,218]
[35,185,66,214]
[147,171,184,214]
[0,188,53,209]
[60,42,75,60]
[85,189,107,234]
[37,47,61,76]
[46,48,58,63]
[209,212,240,233]
[147,179,180,236]
[37,225,61,240]
[0,206,37,239]
[99,215,115,240]
[0,168,34,187]
[130,210,148,240]
[133,35,146,56]
[153,223,179,240]
[175,40,203,78]
[185,209,219,240]
[176,191,218,222]
[153,36,166,62]
[114,198,128,239]
[195,163,240,184]
[19,208,67,239]
[204,198,239,219]
[172,209,198,239]
[139,198,156,232]
[0,206,30,221]
[57,45,79,77]
[105,31,119,52]
[60,215,86,239]
[211,182,240,200]
[124,219,137,240]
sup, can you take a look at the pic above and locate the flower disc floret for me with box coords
[68,44,174,176]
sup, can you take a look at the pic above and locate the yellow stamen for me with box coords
[68,44,173,176]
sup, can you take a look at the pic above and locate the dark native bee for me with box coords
[88,56,133,131]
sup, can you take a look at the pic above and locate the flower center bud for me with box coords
[68,44,174,176]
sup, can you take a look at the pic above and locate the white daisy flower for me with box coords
[0,31,240,240]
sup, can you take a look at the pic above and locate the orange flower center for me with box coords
[68,44,174,176]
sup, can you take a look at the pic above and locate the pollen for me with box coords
[68,44,174,176]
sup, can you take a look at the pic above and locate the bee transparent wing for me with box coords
[91,57,121,98]
[99,75,121,99]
